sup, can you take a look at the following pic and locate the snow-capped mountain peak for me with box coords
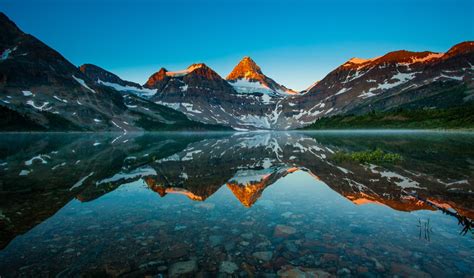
[226,56,297,96]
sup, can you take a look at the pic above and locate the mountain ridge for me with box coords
[0,12,229,132]
[1,12,472,131]
[273,41,474,129]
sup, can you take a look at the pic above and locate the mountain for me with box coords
[79,64,156,98]
[1,11,472,131]
[146,58,302,130]
[142,46,473,130]
[0,12,227,131]
[227,167,297,207]
[275,41,474,129]
[147,63,283,130]
[145,63,233,94]
[226,56,297,96]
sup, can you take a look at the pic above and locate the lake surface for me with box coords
[0,131,473,277]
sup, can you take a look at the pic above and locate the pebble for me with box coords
[209,235,223,247]
[219,261,239,274]
[337,267,351,275]
[240,241,250,246]
[105,261,131,276]
[241,233,254,240]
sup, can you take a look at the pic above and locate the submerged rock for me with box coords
[274,225,296,238]
[277,265,332,277]
[169,260,197,277]
[253,251,273,262]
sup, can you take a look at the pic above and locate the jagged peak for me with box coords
[0,12,19,30]
[187,63,207,71]
[144,63,225,88]
[183,63,224,80]
[226,56,265,80]
[342,49,446,69]
[444,41,474,57]
[378,50,441,63]
[144,67,169,88]
[79,63,105,73]
[0,12,24,43]
[347,57,370,64]
[155,67,168,75]
[163,63,213,77]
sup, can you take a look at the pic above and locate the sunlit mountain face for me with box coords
[0,132,473,276]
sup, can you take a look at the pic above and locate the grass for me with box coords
[333,148,403,163]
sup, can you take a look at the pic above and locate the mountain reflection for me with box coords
[0,132,473,249]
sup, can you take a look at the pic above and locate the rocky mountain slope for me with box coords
[276,42,474,129]
[0,13,225,131]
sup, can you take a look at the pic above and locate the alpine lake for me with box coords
[0,131,473,277]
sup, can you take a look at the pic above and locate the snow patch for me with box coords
[70,172,95,190]
[229,77,295,97]
[180,84,189,91]
[1,47,16,61]
[335,87,351,95]
[19,170,31,176]
[98,79,157,97]
[96,167,156,185]
[369,165,420,189]
[359,71,420,98]
[409,53,443,63]
[26,100,50,111]
[72,75,96,93]
[181,103,202,114]
[155,101,180,110]
[25,154,50,166]
[53,95,68,103]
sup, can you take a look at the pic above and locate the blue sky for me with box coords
[2,0,473,90]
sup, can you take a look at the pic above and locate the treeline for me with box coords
[302,104,474,130]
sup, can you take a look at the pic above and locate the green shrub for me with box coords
[333,148,402,163]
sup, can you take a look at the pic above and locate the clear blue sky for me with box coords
[2,0,473,90]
